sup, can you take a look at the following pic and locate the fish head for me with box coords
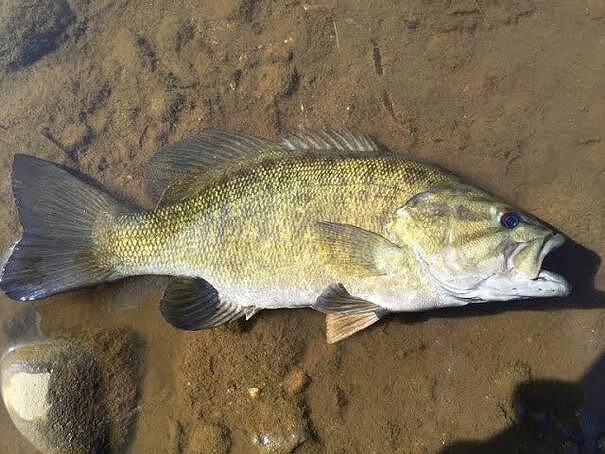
[389,185,570,302]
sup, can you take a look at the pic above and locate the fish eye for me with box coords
[500,211,520,229]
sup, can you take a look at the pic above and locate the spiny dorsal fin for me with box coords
[280,130,380,153]
[315,222,402,277]
[159,277,252,330]
[314,283,386,343]
[147,130,276,204]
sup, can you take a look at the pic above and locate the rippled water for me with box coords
[1,1,605,453]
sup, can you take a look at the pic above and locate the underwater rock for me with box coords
[251,426,309,453]
[0,0,75,70]
[247,394,310,453]
[1,341,108,453]
[247,386,261,399]
[0,328,141,453]
[80,327,142,450]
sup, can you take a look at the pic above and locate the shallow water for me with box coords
[1,0,605,452]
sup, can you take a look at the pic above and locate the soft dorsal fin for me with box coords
[313,283,387,343]
[315,222,402,277]
[159,277,253,330]
[147,130,277,204]
[280,130,380,153]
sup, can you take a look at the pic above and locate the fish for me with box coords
[0,130,570,343]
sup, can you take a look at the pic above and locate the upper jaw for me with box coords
[535,233,565,278]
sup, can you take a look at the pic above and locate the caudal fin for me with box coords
[0,154,131,301]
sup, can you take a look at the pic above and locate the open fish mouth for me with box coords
[515,233,571,298]
[460,233,572,301]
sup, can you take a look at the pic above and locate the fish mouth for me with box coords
[516,233,571,297]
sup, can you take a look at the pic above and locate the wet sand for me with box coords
[1,0,605,452]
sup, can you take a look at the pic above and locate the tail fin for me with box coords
[0,154,130,301]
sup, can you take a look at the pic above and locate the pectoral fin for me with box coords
[314,283,387,343]
[159,277,255,330]
[315,222,402,277]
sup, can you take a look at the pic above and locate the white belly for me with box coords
[214,276,462,314]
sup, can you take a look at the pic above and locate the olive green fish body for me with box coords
[0,130,570,342]
[100,154,457,310]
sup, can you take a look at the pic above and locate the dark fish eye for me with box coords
[500,211,520,229]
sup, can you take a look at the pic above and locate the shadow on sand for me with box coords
[440,351,605,453]
[432,236,605,453]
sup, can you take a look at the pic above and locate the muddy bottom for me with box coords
[1,1,605,453]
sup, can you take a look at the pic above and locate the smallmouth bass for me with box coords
[0,130,570,342]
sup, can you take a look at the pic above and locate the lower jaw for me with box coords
[442,274,570,301]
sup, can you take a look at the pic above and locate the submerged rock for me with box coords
[251,426,309,453]
[1,341,108,453]
[0,328,141,453]
[246,393,310,453]
[0,0,75,70]
[247,386,261,399]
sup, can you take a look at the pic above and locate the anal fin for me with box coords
[159,277,253,330]
[314,283,387,343]
[326,313,382,344]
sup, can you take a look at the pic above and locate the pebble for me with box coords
[283,367,309,395]
[248,387,261,399]
[1,328,141,454]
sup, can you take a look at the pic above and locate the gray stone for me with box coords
[1,341,109,453]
